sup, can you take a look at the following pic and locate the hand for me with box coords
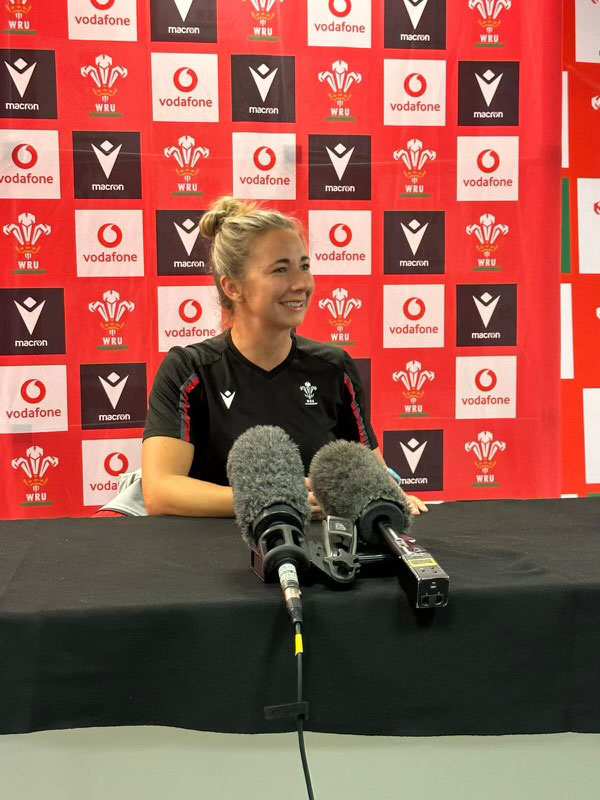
[405,494,428,515]
[305,477,323,519]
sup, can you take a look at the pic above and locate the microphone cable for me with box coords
[264,618,315,799]
[294,621,315,800]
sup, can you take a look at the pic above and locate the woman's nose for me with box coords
[290,265,313,290]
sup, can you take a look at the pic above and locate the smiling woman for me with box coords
[129,196,427,519]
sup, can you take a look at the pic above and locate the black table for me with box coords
[1,499,599,737]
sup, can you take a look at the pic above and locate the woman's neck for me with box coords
[229,321,293,371]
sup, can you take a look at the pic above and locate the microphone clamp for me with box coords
[250,504,311,583]
[308,515,361,586]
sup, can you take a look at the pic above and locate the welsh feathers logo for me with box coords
[300,381,318,406]
[393,359,435,417]
[465,429,506,486]
[164,134,209,196]
[89,289,135,350]
[3,211,51,274]
[4,0,35,35]
[244,0,284,41]
[466,213,509,271]
[81,54,127,118]
[393,138,436,197]
[318,287,362,346]
[11,444,58,507]
[468,0,511,47]
[318,59,362,121]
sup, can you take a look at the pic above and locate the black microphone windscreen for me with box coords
[309,440,411,529]
[226,425,310,546]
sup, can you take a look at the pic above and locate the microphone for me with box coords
[309,441,449,609]
[226,425,312,624]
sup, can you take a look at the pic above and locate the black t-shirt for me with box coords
[143,330,378,485]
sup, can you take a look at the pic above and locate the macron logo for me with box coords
[91,139,122,180]
[402,0,429,29]
[473,292,500,328]
[400,437,427,473]
[249,63,278,103]
[173,0,194,21]
[475,70,503,108]
[400,219,429,256]
[5,58,36,98]
[220,390,235,409]
[174,218,200,257]
[14,296,45,334]
[326,142,355,181]
[99,371,128,409]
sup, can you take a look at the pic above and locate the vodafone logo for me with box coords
[97,223,123,248]
[233,132,295,200]
[104,451,129,476]
[404,73,427,98]
[21,379,46,404]
[477,150,500,174]
[403,297,426,321]
[594,202,600,215]
[12,144,38,170]
[69,0,137,44]
[253,146,276,171]
[329,224,352,247]
[475,369,497,392]
[179,299,202,323]
[309,0,368,46]
[329,0,352,16]
[173,67,199,93]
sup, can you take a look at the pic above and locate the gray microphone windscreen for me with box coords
[309,440,411,527]
[226,425,311,546]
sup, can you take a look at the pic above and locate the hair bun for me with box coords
[200,197,255,239]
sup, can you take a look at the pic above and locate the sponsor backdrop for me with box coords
[561,0,600,498]
[0,0,564,518]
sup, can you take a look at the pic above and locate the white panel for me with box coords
[583,388,600,484]
[560,283,574,379]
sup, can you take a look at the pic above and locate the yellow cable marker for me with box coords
[295,633,304,655]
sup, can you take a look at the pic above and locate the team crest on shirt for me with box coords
[300,381,318,406]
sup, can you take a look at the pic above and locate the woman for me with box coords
[141,197,427,517]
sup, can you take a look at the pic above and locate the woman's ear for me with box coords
[220,275,243,305]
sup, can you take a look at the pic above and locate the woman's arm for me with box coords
[371,446,428,515]
[142,436,234,517]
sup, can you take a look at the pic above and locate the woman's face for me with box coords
[227,227,314,333]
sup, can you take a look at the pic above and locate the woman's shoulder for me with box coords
[160,330,230,373]
[294,334,355,369]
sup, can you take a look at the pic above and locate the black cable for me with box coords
[295,621,315,800]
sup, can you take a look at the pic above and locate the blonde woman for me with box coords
[141,197,427,518]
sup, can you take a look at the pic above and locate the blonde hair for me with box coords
[199,197,302,314]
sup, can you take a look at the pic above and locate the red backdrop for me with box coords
[0,0,563,518]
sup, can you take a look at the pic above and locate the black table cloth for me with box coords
[0,498,599,737]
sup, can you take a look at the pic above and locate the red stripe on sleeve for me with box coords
[343,374,369,446]
[179,375,200,442]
